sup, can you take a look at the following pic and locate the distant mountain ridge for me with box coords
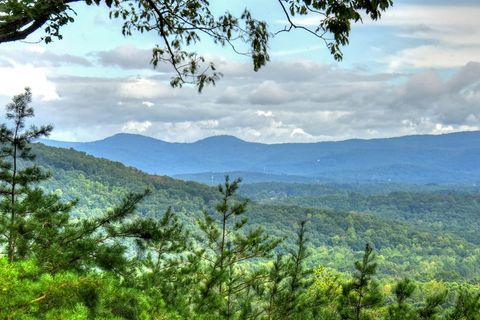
[40,131,480,184]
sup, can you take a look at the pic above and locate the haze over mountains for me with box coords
[41,131,480,185]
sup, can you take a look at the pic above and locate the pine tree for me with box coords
[273,220,313,319]
[0,90,172,274]
[135,207,204,318]
[0,87,54,262]
[197,176,280,318]
[264,253,288,319]
[41,189,155,273]
[447,288,480,320]
[388,278,417,320]
[338,243,382,320]
[417,290,447,320]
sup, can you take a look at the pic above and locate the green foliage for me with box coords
[338,244,382,320]
[388,278,417,320]
[0,0,75,43]
[0,258,101,319]
[26,142,480,281]
[276,221,312,318]
[196,176,280,318]
[241,183,480,281]
[447,289,480,320]
[134,207,203,318]
[418,290,448,320]
[308,266,345,319]
[0,87,54,262]
[263,220,314,319]
[241,182,480,245]
[1,90,479,319]
[0,0,393,90]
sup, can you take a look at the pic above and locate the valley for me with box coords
[32,141,480,281]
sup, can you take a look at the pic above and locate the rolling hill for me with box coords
[41,131,480,184]
[27,143,480,280]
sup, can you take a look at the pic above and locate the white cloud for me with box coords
[151,120,220,142]
[284,4,480,31]
[256,110,273,117]
[4,50,478,144]
[0,46,92,67]
[118,77,175,99]
[122,120,152,133]
[142,101,155,107]
[216,86,242,104]
[95,45,154,70]
[387,46,480,71]
[26,46,46,54]
[249,80,292,105]
[376,5,480,30]
[277,5,480,70]
[290,128,315,141]
[432,123,480,135]
[0,63,59,101]
[376,5,480,70]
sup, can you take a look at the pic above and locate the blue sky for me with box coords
[1,0,480,143]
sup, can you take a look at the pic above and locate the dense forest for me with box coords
[31,143,480,281]
[0,90,478,319]
[2,0,479,318]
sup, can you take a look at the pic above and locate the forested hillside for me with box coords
[240,182,480,245]
[1,92,479,319]
[3,0,480,317]
[30,143,480,282]
[0,140,469,319]
[0,134,476,318]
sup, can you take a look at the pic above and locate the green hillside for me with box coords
[240,182,480,245]
[31,143,480,281]
[33,143,219,218]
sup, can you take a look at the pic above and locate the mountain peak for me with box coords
[195,135,246,144]
[103,133,149,140]
[100,133,168,144]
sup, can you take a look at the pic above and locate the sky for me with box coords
[1,0,480,143]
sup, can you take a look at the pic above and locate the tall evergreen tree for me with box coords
[388,278,417,320]
[447,289,480,320]
[197,176,280,318]
[0,87,53,262]
[273,220,313,319]
[417,291,447,320]
[0,90,172,275]
[263,253,288,319]
[338,243,382,320]
[134,207,205,318]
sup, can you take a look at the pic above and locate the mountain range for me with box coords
[40,131,480,184]
[29,143,480,280]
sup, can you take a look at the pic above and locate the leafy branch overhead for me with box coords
[0,0,393,91]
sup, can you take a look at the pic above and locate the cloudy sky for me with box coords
[1,0,480,143]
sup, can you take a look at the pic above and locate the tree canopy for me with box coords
[0,89,479,318]
[0,0,393,90]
